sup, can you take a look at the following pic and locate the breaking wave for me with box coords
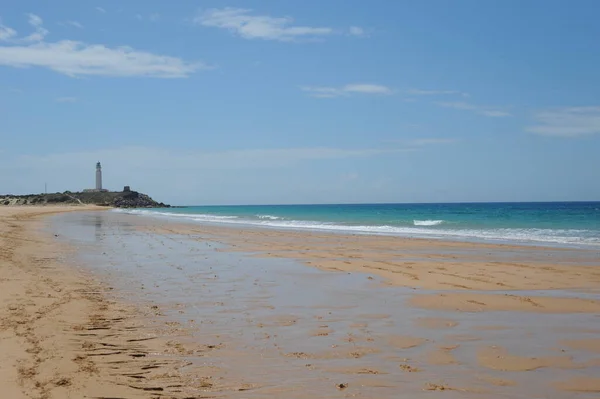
[413,220,444,226]
[256,214,282,220]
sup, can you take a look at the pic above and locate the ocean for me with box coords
[118,202,600,248]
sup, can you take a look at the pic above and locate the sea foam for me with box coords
[413,220,444,226]
[256,214,282,220]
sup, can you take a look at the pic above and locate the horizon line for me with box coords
[168,200,600,207]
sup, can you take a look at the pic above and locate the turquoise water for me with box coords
[119,202,600,248]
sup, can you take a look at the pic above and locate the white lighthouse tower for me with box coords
[95,161,103,190]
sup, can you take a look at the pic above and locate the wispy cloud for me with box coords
[526,106,600,137]
[135,13,160,22]
[480,110,511,117]
[410,138,457,145]
[194,7,334,42]
[65,21,84,29]
[407,89,469,97]
[386,138,458,146]
[22,14,48,42]
[0,15,205,78]
[302,84,393,98]
[437,101,511,117]
[95,7,106,14]
[0,43,204,78]
[55,96,77,103]
[341,172,360,183]
[301,86,340,98]
[345,84,392,94]
[348,26,367,37]
[0,22,17,41]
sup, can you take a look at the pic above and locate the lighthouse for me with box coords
[83,162,108,192]
[96,161,103,190]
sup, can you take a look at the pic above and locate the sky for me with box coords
[1,0,599,205]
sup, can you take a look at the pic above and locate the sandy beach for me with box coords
[2,206,600,398]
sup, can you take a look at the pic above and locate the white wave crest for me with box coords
[256,214,281,220]
[414,220,444,226]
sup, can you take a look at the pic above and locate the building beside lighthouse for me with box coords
[84,161,109,192]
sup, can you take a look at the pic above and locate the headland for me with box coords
[0,190,169,208]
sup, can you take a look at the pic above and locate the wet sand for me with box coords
[148,220,600,289]
[146,219,600,314]
[2,207,600,398]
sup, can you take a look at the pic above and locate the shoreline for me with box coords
[117,204,600,250]
[119,209,600,252]
[117,210,600,251]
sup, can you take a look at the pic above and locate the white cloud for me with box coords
[300,86,340,98]
[341,172,360,182]
[480,109,511,117]
[0,23,17,41]
[136,13,160,22]
[407,89,468,97]
[0,41,204,78]
[526,106,600,137]
[66,21,84,29]
[0,15,205,78]
[55,96,77,103]
[386,138,457,146]
[95,7,106,14]
[302,84,393,98]
[22,14,48,42]
[437,101,511,117]
[195,7,333,41]
[349,26,366,37]
[345,84,392,94]
[410,138,457,145]
[28,13,43,27]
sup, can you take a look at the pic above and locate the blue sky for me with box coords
[1,0,599,205]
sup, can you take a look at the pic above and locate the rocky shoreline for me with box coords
[0,190,170,208]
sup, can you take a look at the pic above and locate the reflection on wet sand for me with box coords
[51,211,600,398]
[94,212,102,241]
